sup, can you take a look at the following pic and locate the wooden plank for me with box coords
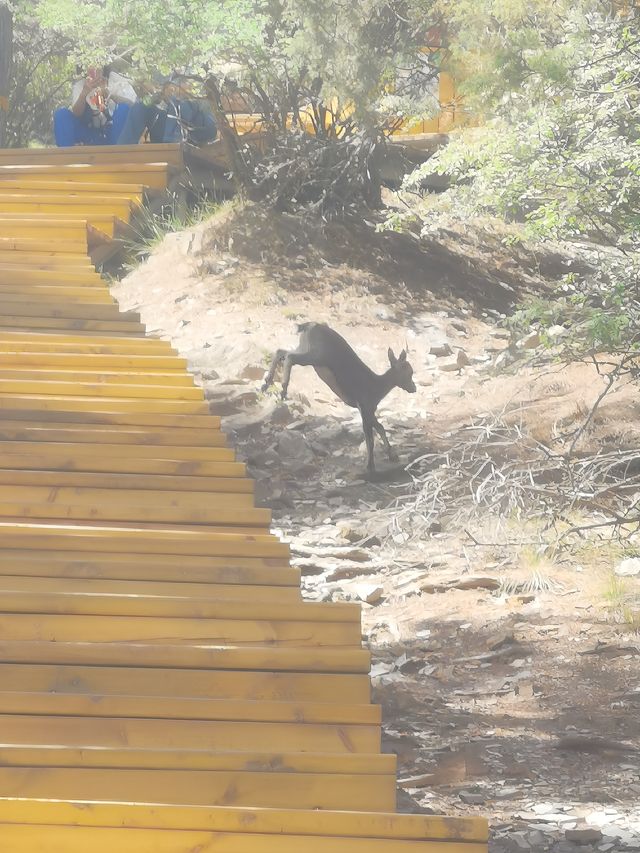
[0,254,94,268]
[0,353,187,369]
[0,713,379,752]
[0,288,113,304]
[0,330,174,350]
[0,575,299,604]
[0,641,370,673]
[0,143,183,167]
[0,590,358,624]
[0,270,103,285]
[0,746,390,772]
[0,282,116,302]
[0,407,218,430]
[0,454,243,477]
[0,163,172,190]
[0,824,485,852]
[0,369,196,386]
[0,522,289,557]
[0,318,145,335]
[0,195,133,221]
[0,395,210,415]
[0,551,297,586]
[0,179,145,202]
[0,218,90,239]
[0,499,271,527]
[0,301,137,321]
[0,799,489,842]
[0,440,230,460]
[0,767,395,812]
[0,424,225,447]
[0,236,87,254]
[0,663,367,702]
[0,612,357,646]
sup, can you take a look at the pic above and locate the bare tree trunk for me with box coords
[204,75,253,195]
[0,1,13,148]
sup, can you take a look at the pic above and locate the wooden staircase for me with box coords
[0,143,489,852]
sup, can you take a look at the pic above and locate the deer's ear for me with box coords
[399,349,407,362]
[388,347,397,365]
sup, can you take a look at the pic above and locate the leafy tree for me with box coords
[400,1,640,351]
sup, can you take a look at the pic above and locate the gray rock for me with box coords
[458,791,486,805]
[277,430,314,462]
[430,342,453,358]
[565,829,604,844]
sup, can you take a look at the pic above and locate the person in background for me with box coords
[53,65,137,147]
[117,72,217,145]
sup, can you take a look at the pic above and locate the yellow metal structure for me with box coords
[0,142,488,851]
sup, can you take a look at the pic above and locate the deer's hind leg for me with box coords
[359,407,377,472]
[373,416,399,463]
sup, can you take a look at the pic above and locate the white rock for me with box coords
[615,557,640,577]
[547,324,569,339]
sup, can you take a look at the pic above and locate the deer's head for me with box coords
[388,348,416,393]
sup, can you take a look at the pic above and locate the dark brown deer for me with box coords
[262,322,416,471]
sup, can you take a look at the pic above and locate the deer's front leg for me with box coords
[261,349,288,392]
[373,417,398,463]
[280,351,314,399]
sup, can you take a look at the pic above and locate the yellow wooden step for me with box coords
[0,612,357,647]
[0,270,104,286]
[0,662,366,702]
[0,439,231,460]
[0,575,299,604]
[0,451,243,477]
[0,179,145,202]
[0,288,113,304]
[0,352,187,369]
[0,691,373,723]
[0,588,358,623]
[0,406,217,429]
[0,423,224,446]
[0,521,289,557]
[0,330,175,350]
[0,300,137,321]
[0,394,210,415]
[0,499,270,527]
[0,746,391,772]
[0,640,370,672]
[0,218,91,240]
[0,711,379,752]
[0,195,133,221]
[0,369,197,386]
[0,162,172,190]
[0,550,297,586]
[0,253,94,268]
[0,422,226,445]
[0,766,395,811]
[0,142,183,168]
[0,318,145,336]
[0,213,131,239]
[0,803,487,853]
[0,236,88,254]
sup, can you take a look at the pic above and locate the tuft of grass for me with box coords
[499,546,564,596]
[123,197,221,269]
[604,574,640,630]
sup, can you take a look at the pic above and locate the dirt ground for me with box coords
[112,204,640,853]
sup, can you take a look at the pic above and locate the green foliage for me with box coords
[400,3,640,353]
